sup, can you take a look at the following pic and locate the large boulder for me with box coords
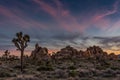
[52,45,80,60]
[84,46,108,60]
[30,43,50,61]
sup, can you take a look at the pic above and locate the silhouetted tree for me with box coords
[3,50,10,62]
[12,32,30,73]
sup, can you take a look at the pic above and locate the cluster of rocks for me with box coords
[30,44,119,62]
[30,43,50,61]
[51,45,119,61]
[84,46,108,60]
[85,46,119,60]
[52,45,80,60]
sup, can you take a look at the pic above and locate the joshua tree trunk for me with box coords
[21,49,24,73]
[12,32,30,73]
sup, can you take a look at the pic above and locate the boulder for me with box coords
[30,43,50,61]
[52,45,80,60]
[84,46,108,60]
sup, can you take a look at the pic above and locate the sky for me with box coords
[1,0,120,55]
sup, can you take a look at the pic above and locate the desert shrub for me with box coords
[118,59,120,62]
[69,70,78,77]
[96,66,107,70]
[96,63,110,70]
[0,71,13,77]
[35,60,52,67]
[0,73,10,77]
[100,60,110,67]
[13,77,39,80]
[13,65,21,69]
[102,69,116,77]
[13,64,26,69]
[68,65,76,70]
[37,65,54,71]
[35,60,45,66]
[54,70,67,78]
[87,57,94,61]
[79,70,93,77]
[111,67,120,70]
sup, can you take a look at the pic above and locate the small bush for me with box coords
[0,71,11,77]
[96,64,110,70]
[55,70,68,78]
[102,69,116,77]
[96,66,107,70]
[13,77,39,80]
[37,65,54,71]
[111,67,120,70]
[13,64,26,69]
[117,59,120,62]
[68,65,76,70]
[69,70,78,77]
[102,73,116,77]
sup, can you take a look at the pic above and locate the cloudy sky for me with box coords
[0,0,120,55]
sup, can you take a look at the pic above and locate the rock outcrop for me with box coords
[52,45,119,60]
[30,44,118,61]
[30,43,50,61]
[52,45,80,60]
[84,46,108,60]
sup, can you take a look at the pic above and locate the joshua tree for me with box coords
[12,32,30,72]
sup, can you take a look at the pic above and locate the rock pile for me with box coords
[30,43,50,61]
[30,45,119,61]
[84,46,108,60]
[52,45,79,60]
[52,45,110,60]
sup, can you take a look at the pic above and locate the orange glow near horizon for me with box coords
[105,50,120,55]
[48,49,58,54]
[0,50,31,56]
[0,49,120,57]
[0,49,58,56]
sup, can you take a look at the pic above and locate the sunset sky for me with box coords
[0,0,120,55]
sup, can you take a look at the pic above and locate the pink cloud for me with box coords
[33,0,120,33]
[1,0,118,34]
[33,0,57,17]
[33,0,85,32]
[86,0,120,31]
[0,6,47,29]
[94,0,119,21]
